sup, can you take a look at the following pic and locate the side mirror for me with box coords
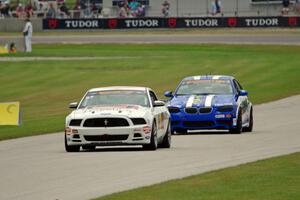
[69,102,78,109]
[153,100,165,107]
[164,91,173,98]
[239,90,248,96]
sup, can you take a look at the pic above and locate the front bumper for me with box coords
[170,110,236,131]
[65,125,152,146]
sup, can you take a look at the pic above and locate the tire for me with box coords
[229,109,242,134]
[82,145,96,151]
[243,107,253,132]
[160,121,171,148]
[65,134,80,152]
[143,121,158,151]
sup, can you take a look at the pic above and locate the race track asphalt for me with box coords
[31,34,300,45]
[0,95,300,200]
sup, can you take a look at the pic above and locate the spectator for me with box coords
[118,1,128,18]
[211,0,222,16]
[16,3,25,18]
[128,0,138,17]
[74,0,81,10]
[295,0,300,14]
[91,3,99,17]
[59,2,70,18]
[137,3,145,17]
[0,1,10,17]
[161,0,170,17]
[25,3,34,17]
[47,3,56,18]
[282,0,290,15]
[36,3,47,17]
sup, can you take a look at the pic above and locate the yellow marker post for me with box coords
[0,102,21,126]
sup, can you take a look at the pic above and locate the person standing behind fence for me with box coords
[282,0,290,15]
[162,0,170,17]
[211,0,222,16]
[23,18,33,53]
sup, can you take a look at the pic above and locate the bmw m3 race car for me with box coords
[65,86,171,152]
[165,75,253,134]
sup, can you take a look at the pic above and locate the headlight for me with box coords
[216,105,234,112]
[168,107,180,113]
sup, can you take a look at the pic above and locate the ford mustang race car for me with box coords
[65,86,171,152]
[165,75,253,134]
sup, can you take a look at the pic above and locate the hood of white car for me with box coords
[70,104,149,119]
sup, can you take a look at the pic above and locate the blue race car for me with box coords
[165,75,253,134]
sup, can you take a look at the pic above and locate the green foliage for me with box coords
[0,44,300,140]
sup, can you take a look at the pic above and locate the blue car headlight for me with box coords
[168,107,180,113]
[216,105,234,112]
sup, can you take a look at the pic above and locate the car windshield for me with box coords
[79,90,150,108]
[176,79,233,95]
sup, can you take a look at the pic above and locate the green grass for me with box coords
[0,44,300,140]
[93,152,300,200]
[2,28,300,36]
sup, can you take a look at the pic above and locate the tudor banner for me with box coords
[43,17,300,30]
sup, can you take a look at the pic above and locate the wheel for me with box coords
[160,121,171,148]
[65,134,80,152]
[143,121,158,150]
[243,107,253,132]
[82,145,96,151]
[229,109,242,134]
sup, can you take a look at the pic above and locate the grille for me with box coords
[217,120,232,126]
[84,135,129,141]
[69,119,82,126]
[83,118,129,127]
[185,107,198,114]
[183,121,215,127]
[171,121,180,126]
[217,105,234,112]
[199,107,212,113]
[131,118,147,125]
[168,107,180,113]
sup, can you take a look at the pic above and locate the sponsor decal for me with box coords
[125,19,159,28]
[245,18,279,27]
[108,19,118,29]
[48,19,58,29]
[184,19,219,27]
[289,17,297,27]
[215,114,225,119]
[65,20,99,28]
[43,17,300,30]
[168,18,177,28]
[228,17,237,27]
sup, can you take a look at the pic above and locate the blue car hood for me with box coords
[168,94,235,108]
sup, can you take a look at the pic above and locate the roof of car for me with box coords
[88,86,150,92]
[183,75,234,81]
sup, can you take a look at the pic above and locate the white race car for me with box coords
[65,86,171,152]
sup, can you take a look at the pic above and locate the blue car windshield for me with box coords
[176,80,233,95]
[79,90,150,108]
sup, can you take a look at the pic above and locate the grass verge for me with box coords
[1,28,300,36]
[93,152,300,200]
[0,44,300,140]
